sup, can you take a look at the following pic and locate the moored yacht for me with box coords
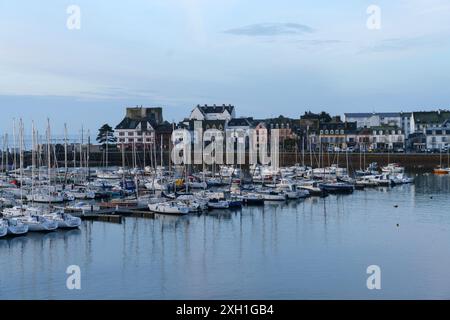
[43,211,81,229]
[148,201,189,215]
[319,182,354,194]
[5,218,28,236]
[0,219,7,238]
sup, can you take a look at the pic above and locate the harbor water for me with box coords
[1,174,450,300]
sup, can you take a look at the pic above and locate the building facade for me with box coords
[425,120,450,151]
[115,107,165,150]
[189,104,236,122]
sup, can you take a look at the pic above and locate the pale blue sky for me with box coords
[1,0,450,136]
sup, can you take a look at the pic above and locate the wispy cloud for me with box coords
[361,35,445,53]
[224,23,314,36]
[295,39,345,47]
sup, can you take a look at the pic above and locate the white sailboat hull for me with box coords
[0,224,7,238]
[148,203,189,215]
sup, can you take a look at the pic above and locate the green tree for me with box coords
[97,124,117,146]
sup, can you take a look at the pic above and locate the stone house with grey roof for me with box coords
[115,106,173,150]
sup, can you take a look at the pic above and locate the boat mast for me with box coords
[31,121,36,205]
[64,123,68,185]
[87,130,91,181]
[13,118,17,172]
[5,134,9,175]
[160,134,163,168]
[80,126,84,180]
[105,127,109,168]
[19,119,24,206]
[47,119,52,205]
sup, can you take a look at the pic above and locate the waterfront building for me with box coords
[344,112,412,137]
[354,128,373,151]
[425,120,450,151]
[115,106,165,150]
[410,110,450,134]
[407,132,427,152]
[369,125,405,151]
[226,117,254,136]
[315,116,357,151]
[189,104,235,122]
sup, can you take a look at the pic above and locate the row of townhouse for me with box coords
[113,106,450,152]
[344,110,450,151]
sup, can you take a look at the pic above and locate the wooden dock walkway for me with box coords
[69,205,154,223]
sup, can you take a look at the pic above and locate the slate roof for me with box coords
[227,117,254,127]
[116,117,156,131]
[196,104,235,115]
[345,112,411,118]
[413,111,450,124]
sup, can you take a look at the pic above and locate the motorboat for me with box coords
[237,193,265,205]
[319,182,354,194]
[256,189,287,201]
[64,201,100,213]
[297,181,328,197]
[207,199,230,209]
[276,182,309,199]
[382,163,404,174]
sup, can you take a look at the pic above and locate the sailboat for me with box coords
[433,149,450,174]
[3,206,58,232]
[4,217,28,236]
[0,219,7,238]
[148,201,189,215]
[43,211,81,229]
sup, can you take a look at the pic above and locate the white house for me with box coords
[425,120,450,151]
[370,126,405,151]
[344,112,412,136]
[410,110,450,134]
[189,104,235,121]
[115,107,163,148]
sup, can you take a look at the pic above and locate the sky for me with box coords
[1,0,450,137]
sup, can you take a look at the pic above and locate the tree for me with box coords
[97,124,117,146]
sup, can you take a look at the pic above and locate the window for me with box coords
[119,132,125,136]
[325,130,329,134]
[330,130,334,134]
[320,130,323,134]
[137,138,143,142]
[137,131,143,136]
[119,138,125,142]
[128,132,134,136]
[340,130,344,134]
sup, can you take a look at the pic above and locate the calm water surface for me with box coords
[1,174,450,300]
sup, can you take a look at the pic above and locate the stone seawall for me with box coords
[4,151,446,172]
